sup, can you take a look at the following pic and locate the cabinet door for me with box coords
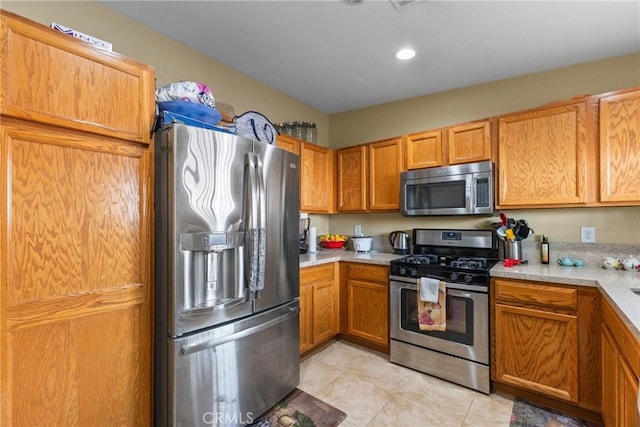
[313,280,338,344]
[369,137,403,211]
[406,130,442,169]
[299,284,314,354]
[0,11,154,144]
[1,120,152,426]
[447,121,492,165]
[300,142,334,213]
[276,134,301,156]
[494,303,578,402]
[601,325,619,427]
[337,145,367,211]
[347,279,388,348]
[619,354,640,427]
[599,90,640,203]
[497,103,588,206]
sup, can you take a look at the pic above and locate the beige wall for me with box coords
[4,2,638,245]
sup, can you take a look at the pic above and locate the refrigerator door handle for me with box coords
[256,154,266,296]
[179,305,299,355]
[245,153,260,294]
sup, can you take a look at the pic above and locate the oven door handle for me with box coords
[445,288,478,298]
[444,283,488,293]
[390,278,487,294]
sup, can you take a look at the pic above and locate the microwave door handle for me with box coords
[470,175,478,212]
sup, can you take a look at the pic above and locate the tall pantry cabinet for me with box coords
[0,11,155,426]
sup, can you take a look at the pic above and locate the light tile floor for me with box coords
[299,340,515,427]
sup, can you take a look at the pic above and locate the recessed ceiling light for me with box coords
[395,48,416,60]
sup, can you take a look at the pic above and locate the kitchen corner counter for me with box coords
[491,263,640,341]
[300,251,403,268]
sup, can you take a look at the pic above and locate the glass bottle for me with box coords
[541,235,550,264]
[291,121,304,140]
[305,122,317,144]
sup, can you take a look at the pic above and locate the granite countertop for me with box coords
[299,251,640,342]
[491,263,640,341]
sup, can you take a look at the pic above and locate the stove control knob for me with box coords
[399,267,407,275]
[450,272,459,281]
[410,268,418,277]
[464,274,473,283]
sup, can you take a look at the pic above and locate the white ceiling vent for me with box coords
[389,0,416,12]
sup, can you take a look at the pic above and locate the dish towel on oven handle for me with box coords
[417,278,446,331]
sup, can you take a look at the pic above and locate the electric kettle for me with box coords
[389,231,409,254]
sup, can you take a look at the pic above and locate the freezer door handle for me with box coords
[180,296,247,317]
[180,305,299,355]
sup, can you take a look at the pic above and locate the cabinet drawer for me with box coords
[345,263,388,283]
[494,279,577,311]
[300,263,335,286]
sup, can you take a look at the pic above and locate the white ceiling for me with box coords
[101,0,640,114]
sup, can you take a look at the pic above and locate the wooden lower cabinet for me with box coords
[494,303,579,401]
[340,262,389,353]
[601,296,640,427]
[299,263,339,354]
[492,278,601,415]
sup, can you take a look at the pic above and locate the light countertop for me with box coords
[299,252,640,341]
[491,263,640,341]
[299,250,403,268]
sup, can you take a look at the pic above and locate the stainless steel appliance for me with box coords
[400,161,494,216]
[389,228,498,394]
[299,213,310,254]
[389,230,410,254]
[154,124,300,426]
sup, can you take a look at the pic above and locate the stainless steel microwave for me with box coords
[400,161,494,216]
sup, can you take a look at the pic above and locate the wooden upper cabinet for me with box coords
[275,134,301,156]
[337,137,404,212]
[0,11,155,144]
[369,137,404,211]
[497,101,593,207]
[406,130,442,170]
[447,120,491,165]
[276,135,335,213]
[300,142,334,213]
[599,89,640,204]
[337,145,368,211]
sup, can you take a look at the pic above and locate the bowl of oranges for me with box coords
[319,234,348,249]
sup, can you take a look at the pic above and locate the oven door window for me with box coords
[400,287,473,345]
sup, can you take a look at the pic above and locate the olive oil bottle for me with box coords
[541,235,550,264]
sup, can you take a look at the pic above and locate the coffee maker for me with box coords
[299,213,310,254]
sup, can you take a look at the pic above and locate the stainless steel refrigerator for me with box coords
[154,124,300,426]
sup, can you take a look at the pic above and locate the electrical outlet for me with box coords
[581,226,596,243]
[355,224,362,236]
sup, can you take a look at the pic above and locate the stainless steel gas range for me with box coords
[389,228,498,394]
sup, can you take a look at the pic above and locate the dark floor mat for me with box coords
[510,398,602,427]
[250,388,347,427]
